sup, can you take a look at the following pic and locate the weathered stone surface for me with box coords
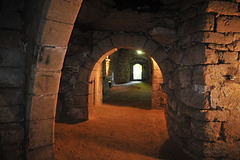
[182,44,218,65]
[88,45,103,63]
[27,119,54,149]
[0,123,24,145]
[178,14,214,36]
[178,67,192,88]
[124,34,134,49]
[211,83,240,109]
[150,27,176,35]
[0,30,21,48]
[217,16,240,33]
[36,46,67,71]
[224,119,240,142]
[31,71,61,95]
[111,33,125,48]
[227,40,240,51]
[191,120,221,141]
[0,68,24,87]
[151,46,169,64]
[219,51,238,63]
[207,43,228,51]
[0,48,24,67]
[180,88,210,109]
[77,67,91,83]
[132,34,147,50]
[36,19,73,47]
[200,1,240,16]
[27,144,54,160]
[73,95,88,106]
[193,64,235,86]
[47,0,83,24]
[97,37,115,55]
[143,39,159,56]
[0,105,24,122]
[0,88,24,106]
[26,94,58,121]
[73,82,88,95]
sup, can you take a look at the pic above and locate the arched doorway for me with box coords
[133,63,143,80]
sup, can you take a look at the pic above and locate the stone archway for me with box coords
[25,0,83,159]
[69,33,169,120]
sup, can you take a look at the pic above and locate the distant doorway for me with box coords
[133,64,142,80]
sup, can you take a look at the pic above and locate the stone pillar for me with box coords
[167,1,240,159]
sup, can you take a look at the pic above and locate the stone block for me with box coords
[88,45,103,63]
[72,95,88,106]
[143,39,159,56]
[211,83,240,109]
[0,48,24,67]
[224,119,240,142]
[0,123,24,145]
[0,11,22,30]
[132,34,147,50]
[150,27,176,35]
[27,119,54,149]
[124,34,134,49]
[111,33,125,48]
[26,94,57,121]
[182,45,218,65]
[217,16,240,33]
[97,37,115,55]
[227,41,240,51]
[0,88,24,106]
[0,105,24,122]
[193,64,233,86]
[31,71,61,95]
[220,51,238,63]
[47,0,83,24]
[36,18,73,47]
[0,68,24,87]
[208,43,228,51]
[178,14,214,36]
[200,1,239,16]
[194,32,235,45]
[180,88,210,109]
[77,67,91,83]
[0,30,21,48]
[191,120,221,141]
[179,6,197,22]
[226,142,240,160]
[36,46,67,71]
[151,46,168,64]
[73,82,88,95]
[27,144,54,160]
[179,67,192,88]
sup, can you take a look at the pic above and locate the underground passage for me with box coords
[1,0,240,160]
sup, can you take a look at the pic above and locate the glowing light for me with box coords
[133,64,142,80]
[137,50,144,54]
[105,56,110,76]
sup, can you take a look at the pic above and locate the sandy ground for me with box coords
[55,82,192,160]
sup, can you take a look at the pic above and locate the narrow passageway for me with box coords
[55,82,192,160]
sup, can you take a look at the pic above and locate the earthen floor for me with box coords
[55,82,192,160]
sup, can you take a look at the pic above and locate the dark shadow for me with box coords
[103,81,153,110]
[158,139,193,160]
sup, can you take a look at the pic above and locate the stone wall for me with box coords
[166,1,240,159]
[0,1,25,159]
[110,49,152,84]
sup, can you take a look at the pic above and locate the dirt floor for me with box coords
[55,82,192,160]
